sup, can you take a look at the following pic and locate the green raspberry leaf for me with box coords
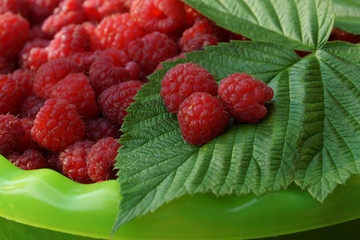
[183,0,334,51]
[333,0,360,34]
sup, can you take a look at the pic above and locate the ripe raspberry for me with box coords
[0,75,23,115]
[28,0,62,23]
[127,32,178,75]
[82,21,102,51]
[130,0,186,34]
[41,0,85,37]
[66,51,97,73]
[329,28,360,43]
[47,24,91,60]
[34,59,79,99]
[85,118,120,141]
[0,12,30,60]
[50,73,99,119]
[83,0,126,23]
[0,56,14,74]
[18,38,50,71]
[8,149,48,170]
[95,13,146,51]
[10,69,35,98]
[178,92,229,145]
[19,95,45,119]
[218,73,274,123]
[16,118,43,153]
[160,63,218,113]
[0,0,30,17]
[184,4,201,27]
[31,98,85,152]
[178,17,215,50]
[0,114,25,155]
[181,33,218,53]
[87,137,121,182]
[98,80,143,126]
[89,48,140,95]
[59,140,95,183]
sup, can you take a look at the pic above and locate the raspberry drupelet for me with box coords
[8,149,48,170]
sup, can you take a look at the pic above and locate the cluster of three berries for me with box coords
[161,63,274,145]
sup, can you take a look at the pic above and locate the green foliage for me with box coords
[113,0,360,232]
[333,0,360,34]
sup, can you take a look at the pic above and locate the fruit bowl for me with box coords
[2,154,360,240]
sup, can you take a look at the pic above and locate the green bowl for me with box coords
[1,154,360,239]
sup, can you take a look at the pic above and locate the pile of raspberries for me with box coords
[0,0,357,183]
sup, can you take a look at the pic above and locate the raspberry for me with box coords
[47,24,91,60]
[34,58,79,99]
[0,12,30,60]
[178,17,215,50]
[89,48,140,95]
[184,4,201,27]
[19,95,45,119]
[47,152,62,172]
[85,118,120,141]
[0,75,23,115]
[98,80,143,126]
[0,0,30,17]
[0,114,25,155]
[181,33,218,53]
[87,137,121,182]
[18,38,50,71]
[59,140,95,183]
[28,0,62,23]
[178,92,229,145]
[50,73,99,119]
[130,0,186,34]
[127,32,178,75]
[66,51,97,73]
[329,28,360,43]
[41,0,85,36]
[29,24,50,40]
[160,63,218,113]
[31,98,85,152]
[83,0,126,23]
[95,13,146,51]
[82,21,102,51]
[16,118,43,153]
[10,69,35,98]
[218,73,274,123]
[8,149,48,170]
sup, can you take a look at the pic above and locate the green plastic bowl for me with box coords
[1,154,360,239]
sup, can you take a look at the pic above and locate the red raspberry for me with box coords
[0,75,23,115]
[184,4,201,27]
[98,80,143,126]
[0,12,30,60]
[0,114,25,155]
[47,152,61,172]
[0,0,30,17]
[130,0,186,34]
[87,137,121,182]
[8,149,48,170]
[50,73,99,119]
[18,38,50,71]
[127,32,178,75]
[66,51,97,73]
[10,69,35,98]
[89,48,140,95]
[41,0,85,37]
[82,21,102,51]
[178,18,215,50]
[178,92,229,145]
[34,59,79,99]
[0,56,15,74]
[28,0,62,23]
[19,95,45,119]
[95,13,146,51]
[160,63,218,113]
[181,33,218,53]
[329,28,360,43]
[47,24,91,60]
[218,73,274,123]
[31,98,85,152]
[85,118,120,141]
[83,0,126,23]
[29,24,50,40]
[59,140,95,183]
[16,118,43,153]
